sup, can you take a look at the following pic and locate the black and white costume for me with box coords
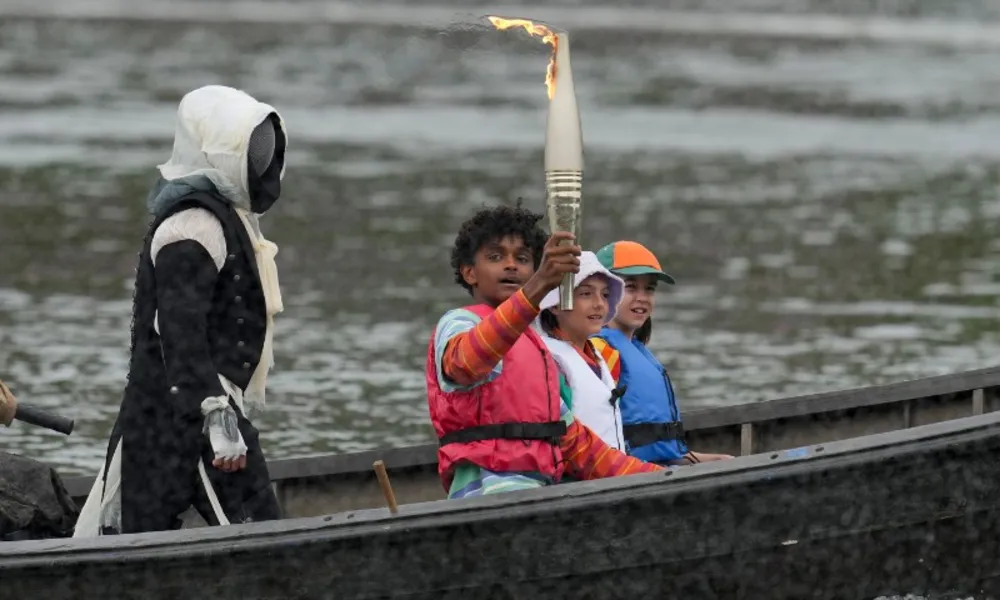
[75,85,288,535]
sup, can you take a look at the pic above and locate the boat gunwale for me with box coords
[7,409,1000,567]
[680,363,1000,428]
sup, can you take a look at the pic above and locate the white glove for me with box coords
[201,396,247,465]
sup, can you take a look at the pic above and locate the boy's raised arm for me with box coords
[440,290,540,387]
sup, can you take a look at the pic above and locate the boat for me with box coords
[3,365,1000,599]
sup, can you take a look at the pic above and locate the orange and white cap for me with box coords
[595,241,675,284]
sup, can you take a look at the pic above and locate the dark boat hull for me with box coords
[3,412,1000,599]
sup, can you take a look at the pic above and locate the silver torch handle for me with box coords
[545,169,583,310]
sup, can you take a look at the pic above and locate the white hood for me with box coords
[539,250,624,324]
[157,85,287,212]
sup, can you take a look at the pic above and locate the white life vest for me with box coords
[542,335,625,451]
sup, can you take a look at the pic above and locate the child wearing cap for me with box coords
[592,241,734,466]
[426,205,663,499]
[535,251,628,452]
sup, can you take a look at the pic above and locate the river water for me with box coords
[1,0,999,479]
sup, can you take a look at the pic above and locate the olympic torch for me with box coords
[543,32,583,310]
[486,16,584,310]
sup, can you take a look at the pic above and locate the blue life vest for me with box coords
[596,327,689,463]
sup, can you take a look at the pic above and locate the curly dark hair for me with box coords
[451,201,548,294]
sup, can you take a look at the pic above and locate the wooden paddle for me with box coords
[372,460,399,514]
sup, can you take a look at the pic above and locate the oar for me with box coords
[372,460,399,514]
[0,380,75,436]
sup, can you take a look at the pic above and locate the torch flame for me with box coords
[487,16,558,100]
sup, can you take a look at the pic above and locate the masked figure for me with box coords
[74,85,288,535]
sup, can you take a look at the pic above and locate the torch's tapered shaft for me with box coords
[544,32,584,311]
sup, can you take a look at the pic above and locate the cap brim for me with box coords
[611,265,676,284]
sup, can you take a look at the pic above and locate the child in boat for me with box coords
[427,204,663,499]
[592,241,734,466]
[535,251,627,453]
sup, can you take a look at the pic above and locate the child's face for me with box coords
[554,275,612,339]
[461,235,536,306]
[615,274,657,330]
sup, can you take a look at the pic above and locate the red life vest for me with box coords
[426,303,566,491]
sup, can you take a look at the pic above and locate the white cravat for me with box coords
[235,208,283,412]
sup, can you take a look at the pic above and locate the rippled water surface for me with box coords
[1,0,1000,480]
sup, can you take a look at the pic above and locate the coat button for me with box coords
[237,341,245,348]
[237,318,245,325]
[228,253,236,261]
[234,274,241,282]
[235,295,242,303]
[242,362,251,369]
[169,386,179,395]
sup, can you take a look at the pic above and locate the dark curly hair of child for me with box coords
[451,201,548,294]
